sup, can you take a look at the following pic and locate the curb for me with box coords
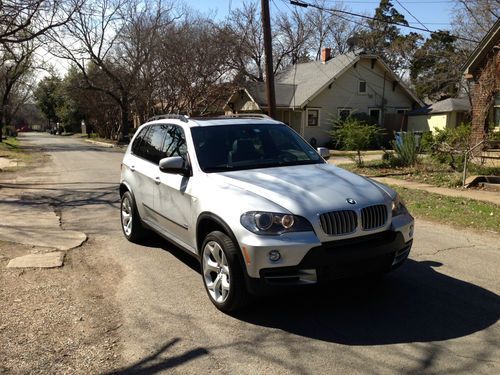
[84,139,115,148]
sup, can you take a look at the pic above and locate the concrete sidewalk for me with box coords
[373,176,500,205]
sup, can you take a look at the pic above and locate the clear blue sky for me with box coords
[185,0,455,35]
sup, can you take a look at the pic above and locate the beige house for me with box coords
[224,49,422,146]
[407,98,471,133]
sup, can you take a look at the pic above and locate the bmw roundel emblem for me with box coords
[346,198,356,205]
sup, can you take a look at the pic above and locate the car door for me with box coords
[153,124,194,251]
[129,124,169,224]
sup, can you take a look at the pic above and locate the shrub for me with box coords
[330,116,381,166]
[391,131,419,167]
[419,131,434,153]
[431,123,472,170]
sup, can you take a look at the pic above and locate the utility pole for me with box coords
[261,0,276,119]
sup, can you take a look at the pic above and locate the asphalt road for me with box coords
[17,133,500,374]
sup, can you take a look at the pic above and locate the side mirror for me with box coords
[317,147,330,160]
[159,156,191,176]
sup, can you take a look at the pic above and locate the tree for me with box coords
[330,115,381,167]
[357,0,420,76]
[452,0,499,51]
[34,76,63,128]
[0,41,36,141]
[152,16,235,116]
[0,0,78,43]
[48,0,176,141]
[410,31,460,101]
[224,0,312,83]
[306,0,360,58]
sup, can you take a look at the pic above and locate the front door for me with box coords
[153,125,193,250]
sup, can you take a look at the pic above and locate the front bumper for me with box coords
[244,230,412,295]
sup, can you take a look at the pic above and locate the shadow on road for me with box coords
[233,260,499,345]
[103,338,209,375]
[147,232,500,346]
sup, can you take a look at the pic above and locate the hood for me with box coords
[210,164,391,216]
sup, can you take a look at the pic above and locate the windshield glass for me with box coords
[191,123,324,172]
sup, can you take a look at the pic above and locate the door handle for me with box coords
[154,177,161,185]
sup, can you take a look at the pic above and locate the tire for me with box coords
[120,191,146,243]
[201,231,249,313]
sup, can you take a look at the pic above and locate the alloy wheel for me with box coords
[121,196,133,236]
[203,241,230,303]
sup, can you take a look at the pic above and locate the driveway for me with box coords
[1,133,499,374]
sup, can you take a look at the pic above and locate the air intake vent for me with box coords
[361,204,387,230]
[320,210,357,236]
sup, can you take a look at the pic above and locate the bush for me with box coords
[390,131,419,167]
[419,131,434,153]
[330,115,381,166]
[431,123,472,170]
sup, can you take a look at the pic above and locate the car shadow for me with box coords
[233,259,500,345]
[147,234,499,346]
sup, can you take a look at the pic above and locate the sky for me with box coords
[185,0,456,36]
[38,0,458,79]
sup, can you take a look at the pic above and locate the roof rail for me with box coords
[217,113,272,119]
[148,114,189,122]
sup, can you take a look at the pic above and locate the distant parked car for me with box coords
[119,114,415,312]
[18,126,31,132]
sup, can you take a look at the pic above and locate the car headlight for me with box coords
[392,194,408,217]
[240,211,313,235]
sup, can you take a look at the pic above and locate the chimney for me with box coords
[321,48,332,64]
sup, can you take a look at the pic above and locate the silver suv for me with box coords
[120,115,414,312]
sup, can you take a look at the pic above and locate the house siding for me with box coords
[305,59,415,145]
[408,114,448,132]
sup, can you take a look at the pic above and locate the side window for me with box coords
[163,125,187,158]
[131,127,149,157]
[140,125,169,164]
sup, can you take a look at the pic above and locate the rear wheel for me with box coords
[201,231,249,313]
[120,191,146,243]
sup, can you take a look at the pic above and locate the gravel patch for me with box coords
[0,240,123,374]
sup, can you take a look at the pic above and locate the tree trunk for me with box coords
[118,93,130,143]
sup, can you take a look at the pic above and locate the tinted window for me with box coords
[131,127,149,157]
[191,123,324,172]
[163,125,187,158]
[138,125,169,164]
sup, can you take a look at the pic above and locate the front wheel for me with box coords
[201,231,249,313]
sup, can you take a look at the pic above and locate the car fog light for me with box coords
[269,250,281,262]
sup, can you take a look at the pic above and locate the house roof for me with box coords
[407,98,471,116]
[462,18,500,76]
[225,51,422,112]
[245,82,297,107]
[276,52,360,107]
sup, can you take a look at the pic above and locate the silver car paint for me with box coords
[121,119,414,279]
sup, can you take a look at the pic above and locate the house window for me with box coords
[396,108,409,115]
[358,81,367,94]
[369,108,381,124]
[338,108,352,121]
[307,109,319,126]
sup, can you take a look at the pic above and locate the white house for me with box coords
[225,49,422,146]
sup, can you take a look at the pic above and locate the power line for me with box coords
[288,0,479,43]
[394,0,431,33]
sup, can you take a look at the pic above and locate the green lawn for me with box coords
[394,186,499,233]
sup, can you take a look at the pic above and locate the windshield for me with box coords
[191,123,324,172]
